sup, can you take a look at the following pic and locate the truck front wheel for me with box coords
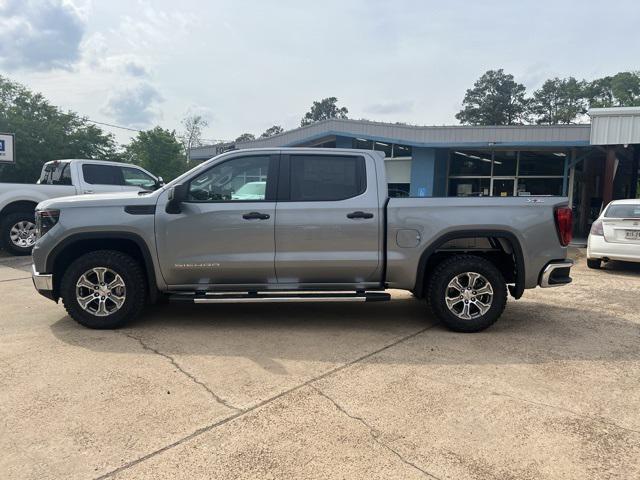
[428,255,507,333]
[60,250,146,329]
[1,212,37,256]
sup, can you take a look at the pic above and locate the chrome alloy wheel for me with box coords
[75,267,126,317]
[9,220,36,248]
[445,272,493,320]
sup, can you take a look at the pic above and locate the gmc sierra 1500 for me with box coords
[31,148,573,332]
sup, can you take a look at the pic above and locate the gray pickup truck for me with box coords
[31,148,573,332]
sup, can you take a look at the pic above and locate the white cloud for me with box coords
[364,101,414,115]
[4,0,640,143]
[103,81,163,128]
[123,61,148,78]
[0,0,86,71]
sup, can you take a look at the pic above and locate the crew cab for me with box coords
[0,159,161,255]
[31,148,573,332]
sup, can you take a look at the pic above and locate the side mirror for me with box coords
[166,183,188,214]
[156,176,165,187]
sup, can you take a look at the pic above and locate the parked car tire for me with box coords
[1,211,37,256]
[60,250,146,329]
[428,255,507,333]
[586,258,602,269]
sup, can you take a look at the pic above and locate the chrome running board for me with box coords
[169,291,391,304]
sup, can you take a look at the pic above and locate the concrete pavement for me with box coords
[0,249,638,479]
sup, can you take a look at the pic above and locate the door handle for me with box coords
[242,211,270,220]
[346,211,374,219]
[83,190,94,194]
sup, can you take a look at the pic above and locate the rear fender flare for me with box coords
[413,229,526,299]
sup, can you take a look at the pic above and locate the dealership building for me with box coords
[190,107,640,239]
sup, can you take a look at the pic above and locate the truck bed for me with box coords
[385,196,569,290]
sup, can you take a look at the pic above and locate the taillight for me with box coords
[589,219,604,236]
[35,209,60,239]
[554,207,572,246]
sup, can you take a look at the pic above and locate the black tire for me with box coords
[587,258,601,269]
[1,211,36,256]
[428,255,507,333]
[60,250,146,329]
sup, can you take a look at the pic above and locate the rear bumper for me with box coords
[587,235,640,263]
[31,264,56,300]
[539,260,573,288]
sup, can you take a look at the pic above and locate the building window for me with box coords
[492,150,518,176]
[373,141,392,157]
[313,139,336,148]
[352,139,413,159]
[516,178,563,196]
[449,150,492,176]
[518,151,565,176]
[353,138,374,150]
[449,178,491,197]
[447,149,566,197]
[393,144,412,158]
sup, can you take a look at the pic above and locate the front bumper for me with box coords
[32,265,56,300]
[539,260,573,288]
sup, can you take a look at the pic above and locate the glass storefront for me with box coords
[447,149,567,197]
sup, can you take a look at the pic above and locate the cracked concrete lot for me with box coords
[1,249,639,479]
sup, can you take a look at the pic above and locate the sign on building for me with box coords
[0,133,15,164]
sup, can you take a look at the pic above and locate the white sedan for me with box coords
[587,199,640,269]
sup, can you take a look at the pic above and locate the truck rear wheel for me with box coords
[1,212,37,256]
[60,250,146,329]
[428,255,507,333]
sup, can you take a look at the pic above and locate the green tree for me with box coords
[300,97,349,126]
[586,72,640,108]
[0,75,120,183]
[125,127,186,181]
[260,125,284,138]
[611,72,640,106]
[585,77,614,108]
[455,69,529,125]
[235,133,255,143]
[529,77,587,124]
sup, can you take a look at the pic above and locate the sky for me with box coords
[1,0,639,145]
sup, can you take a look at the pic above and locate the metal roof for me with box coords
[589,107,640,146]
[190,119,592,160]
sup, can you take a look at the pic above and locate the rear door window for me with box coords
[288,155,366,201]
[82,164,123,185]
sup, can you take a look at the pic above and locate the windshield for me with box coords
[605,203,640,219]
[38,162,72,185]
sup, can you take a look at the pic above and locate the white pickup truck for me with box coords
[0,159,161,255]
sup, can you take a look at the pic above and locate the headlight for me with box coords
[35,209,60,238]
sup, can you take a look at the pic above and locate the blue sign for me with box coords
[0,140,4,152]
